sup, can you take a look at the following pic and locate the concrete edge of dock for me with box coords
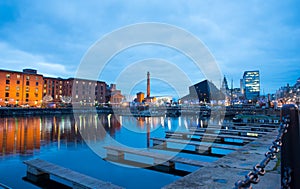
[162,130,281,189]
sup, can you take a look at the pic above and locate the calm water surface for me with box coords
[0,114,226,189]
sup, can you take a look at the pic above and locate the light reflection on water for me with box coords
[0,114,229,189]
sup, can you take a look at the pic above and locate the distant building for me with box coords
[221,75,229,91]
[0,69,43,107]
[242,70,260,100]
[181,80,224,103]
[136,92,145,103]
[106,84,124,104]
[276,77,300,106]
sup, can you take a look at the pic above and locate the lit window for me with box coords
[5,86,9,91]
[6,74,10,78]
[26,87,29,92]
[35,88,38,93]
[16,86,20,91]
[26,76,30,80]
[82,82,85,84]
[75,95,78,98]
[17,75,20,79]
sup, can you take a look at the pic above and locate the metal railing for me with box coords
[234,104,299,189]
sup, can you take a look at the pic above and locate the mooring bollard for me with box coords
[281,104,300,189]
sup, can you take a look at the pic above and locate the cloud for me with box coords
[0,42,74,78]
[0,0,299,95]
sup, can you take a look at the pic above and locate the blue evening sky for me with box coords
[0,0,299,97]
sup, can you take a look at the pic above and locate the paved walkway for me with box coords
[162,130,280,189]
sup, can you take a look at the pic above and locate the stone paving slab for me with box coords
[162,166,280,189]
[163,130,281,189]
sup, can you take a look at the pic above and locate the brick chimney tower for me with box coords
[147,72,150,98]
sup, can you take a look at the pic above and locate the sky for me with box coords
[0,0,299,97]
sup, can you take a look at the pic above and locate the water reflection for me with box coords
[0,114,218,158]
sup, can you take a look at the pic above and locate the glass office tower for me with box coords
[243,71,260,100]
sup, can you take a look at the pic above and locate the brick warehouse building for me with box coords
[0,69,43,107]
[0,68,122,107]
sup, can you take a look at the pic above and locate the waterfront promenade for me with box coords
[162,130,280,188]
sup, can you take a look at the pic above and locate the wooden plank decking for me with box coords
[150,137,240,153]
[165,131,257,142]
[24,159,123,189]
[189,127,269,136]
[104,145,211,168]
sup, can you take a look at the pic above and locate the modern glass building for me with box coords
[243,70,260,100]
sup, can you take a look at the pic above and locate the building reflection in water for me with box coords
[0,113,218,157]
[0,117,41,156]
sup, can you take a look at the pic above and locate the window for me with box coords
[26,99,29,102]
[16,80,20,84]
[35,88,39,93]
[35,94,38,98]
[5,92,9,97]
[5,86,9,91]
[36,76,39,81]
[36,82,39,86]
[6,74,10,78]
[16,92,19,97]
[26,76,30,80]
[16,86,20,91]
[26,81,30,86]
[26,93,29,98]
[6,80,10,85]
[17,75,20,79]
[26,87,29,92]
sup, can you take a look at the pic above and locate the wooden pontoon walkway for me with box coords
[165,131,257,143]
[104,145,212,168]
[24,159,124,189]
[150,137,240,154]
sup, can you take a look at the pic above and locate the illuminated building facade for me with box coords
[0,69,43,107]
[43,77,64,103]
[0,68,121,107]
[68,78,107,105]
[243,71,260,100]
[136,92,145,103]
